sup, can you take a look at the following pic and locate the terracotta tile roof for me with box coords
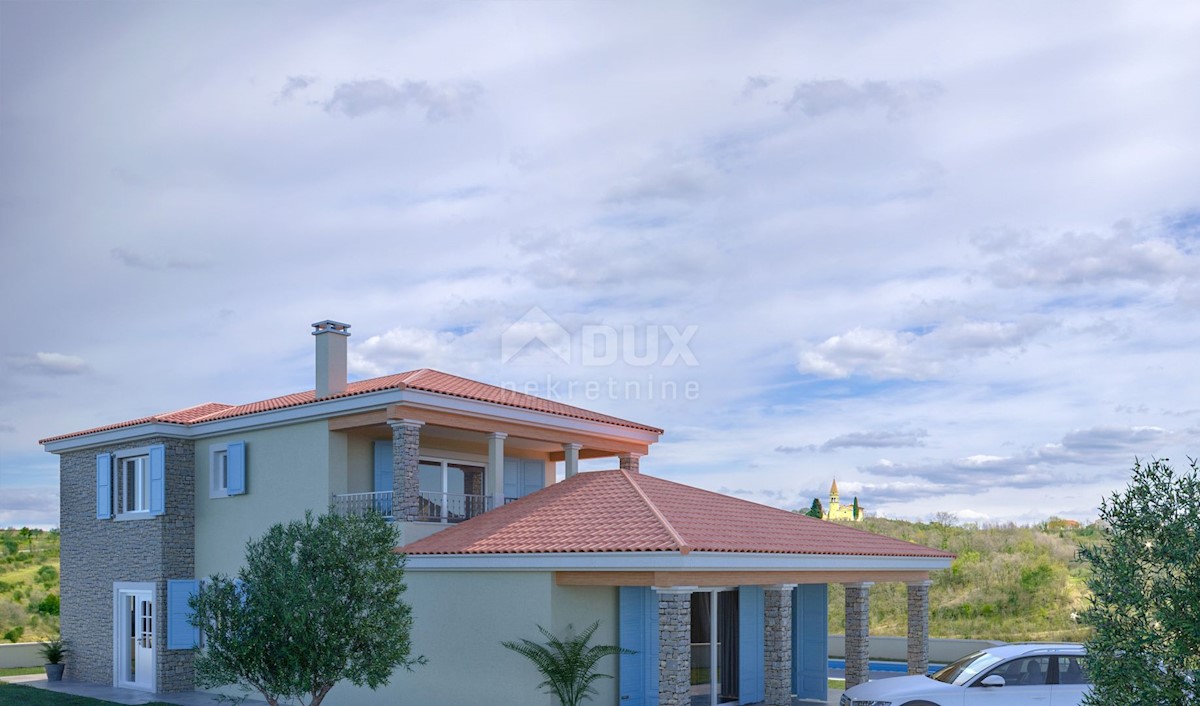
[39,369,662,444]
[401,470,954,558]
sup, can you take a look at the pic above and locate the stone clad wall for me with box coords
[657,590,691,706]
[59,437,195,692]
[764,588,793,706]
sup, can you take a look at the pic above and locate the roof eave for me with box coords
[402,550,955,573]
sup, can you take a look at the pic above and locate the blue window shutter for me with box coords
[739,586,765,703]
[792,584,829,702]
[619,586,660,706]
[226,442,246,495]
[149,444,166,515]
[373,440,393,492]
[96,453,112,519]
[167,579,200,649]
[503,458,520,500]
[521,460,545,496]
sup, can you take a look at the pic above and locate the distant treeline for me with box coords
[0,528,61,643]
[826,516,1099,642]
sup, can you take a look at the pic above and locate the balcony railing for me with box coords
[332,490,494,524]
[418,491,493,523]
[332,491,393,520]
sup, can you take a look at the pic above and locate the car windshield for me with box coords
[930,651,1006,686]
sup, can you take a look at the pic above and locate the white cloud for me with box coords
[9,352,88,376]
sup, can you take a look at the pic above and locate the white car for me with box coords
[840,642,1089,706]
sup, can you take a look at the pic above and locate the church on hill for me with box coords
[824,478,865,521]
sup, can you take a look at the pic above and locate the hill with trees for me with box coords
[0,528,60,643]
[827,515,1101,642]
[1,517,1102,645]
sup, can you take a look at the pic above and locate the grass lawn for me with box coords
[0,668,43,677]
[0,683,176,706]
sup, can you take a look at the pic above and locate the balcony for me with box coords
[417,491,493,523]
[332,491,394,520]
[331,490,494,524]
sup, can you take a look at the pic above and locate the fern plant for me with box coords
[501,621,632,706]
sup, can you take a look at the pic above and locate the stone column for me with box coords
[619,452,642,473]
[488,432,507,509]
[844,582,872,689]
[389,419,423,521]
[907,580,932,675]
[764,585,796,706]
[655,587,692,706]
[563,443,582,479]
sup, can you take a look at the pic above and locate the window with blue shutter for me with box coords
[226,441,246,495]
[792,584,828,702]
[167,579,200,649]
[738,586,765,703]
[148,444,166,515]
[96,453,113,519]
[619,586,660,706]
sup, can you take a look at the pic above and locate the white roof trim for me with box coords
[403,550,953,572]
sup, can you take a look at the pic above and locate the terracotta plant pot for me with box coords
[44,663,65,681]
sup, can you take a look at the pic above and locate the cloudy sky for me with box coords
[2,1,1198,529]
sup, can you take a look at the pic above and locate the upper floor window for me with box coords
[98,445,165,520]
[121,455,150,514]
[211,449,229,498]
[209,442,247,499]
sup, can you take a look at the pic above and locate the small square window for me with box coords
[210,448,229,498]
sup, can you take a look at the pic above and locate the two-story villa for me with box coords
[40,321,953,706]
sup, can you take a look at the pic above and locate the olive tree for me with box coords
[191,510,424,706]
[1079,457,1200,706]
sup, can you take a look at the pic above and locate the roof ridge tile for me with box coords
[620,470,690,554]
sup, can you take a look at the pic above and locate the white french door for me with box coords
[115,586,155,691]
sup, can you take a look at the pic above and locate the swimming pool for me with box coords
[828,658,944,677]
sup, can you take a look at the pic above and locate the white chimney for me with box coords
[312,320,351,398]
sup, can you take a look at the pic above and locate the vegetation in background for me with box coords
[825,515,1102,642]
[806,499,824,519]
[0,528,60,643]
[502,621,632,706]
[1080,458,1199,705]
[190,511,424,706]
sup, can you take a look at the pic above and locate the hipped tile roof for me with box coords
[39,368,662,444]
[401,470,954,558]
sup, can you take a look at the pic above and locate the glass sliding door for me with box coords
[690,590,739,706]
[417,458,487,522]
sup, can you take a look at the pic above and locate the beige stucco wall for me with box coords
[324,570,557,706]
[552,582,620,706]
[193,420,333,578]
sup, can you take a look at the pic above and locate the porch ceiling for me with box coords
[328,406,651,455]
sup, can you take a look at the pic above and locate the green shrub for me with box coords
[36,594,59,616]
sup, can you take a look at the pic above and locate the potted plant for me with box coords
[39,637,68,681]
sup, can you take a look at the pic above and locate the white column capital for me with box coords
[652,585,699,595]
[387,418,425,431]
[562,442,583,451]
[488,431,508,440]
[844,581,874,588]
[763,584,798,592]
[906,580,934,588]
